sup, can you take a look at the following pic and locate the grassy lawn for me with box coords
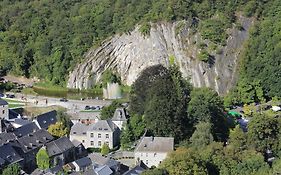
[23,105,66,118]
[80,110,101,112]
[2,98,23,103]
[9,103,25,108]
[34,81,67,91]
[22,88,38,95]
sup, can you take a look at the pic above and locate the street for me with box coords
[6,93,112,112]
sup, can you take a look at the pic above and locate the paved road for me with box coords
[6,93,112,112]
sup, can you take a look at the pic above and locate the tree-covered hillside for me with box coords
[0,0,264,86]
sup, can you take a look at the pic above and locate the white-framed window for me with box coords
[146,160,148,164]
[106,134,109,138]
[98,141,101,146]
[91,141,94,145]
[98,133,101,138]
[91,133,94,137]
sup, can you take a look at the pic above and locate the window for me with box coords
[154,153,157,157]
[106,134,109,138]
[82,132,86,135]
[146,160,148,165]
[2,110,4,114]
[98,141,101,146]
[98,133,101,138]
[73,132,76,134]
[146,153,148,157]
[91,133,94,137]
[105,141,109,145]
[91,141,94,146]
[82,140,85,143]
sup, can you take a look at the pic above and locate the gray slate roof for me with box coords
[35,110,57,129]
[123,161,148,175]
[46,136,75,157]
[90,120,118,132]
[0,132,16,146]
[95,165,113,175]
[0,143,23,166]
[135,137,174,153]
[17,129,54,153]
[88,153,119,171]
[111,108,128,121]
[8,109,21,120]
[11,118,32,127]
[70,123,89,135]
[0,99,8,106]
[74,157,92,168]
[13,122,39,137]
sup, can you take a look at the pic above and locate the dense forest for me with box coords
[112,63,281,175]
[0,0,280,100]
[0,0,264,83]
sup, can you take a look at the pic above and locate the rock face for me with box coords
[67,16,254,95]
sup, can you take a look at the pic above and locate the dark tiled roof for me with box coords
[46,136,74,157]
[35,110,57,129]
[0,132,16,146]
[8,109,20,120]
[0,143,23,166]
[74,157,92,168]
[11,118,32,127]
[123,161,148,175]
[17,129,54,153]
[0,99,8,106]
[13,122,39,138]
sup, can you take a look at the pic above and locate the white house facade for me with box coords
[134,137,174,168]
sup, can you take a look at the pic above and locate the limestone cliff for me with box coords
[67,16,254,95]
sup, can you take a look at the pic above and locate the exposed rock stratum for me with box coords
[68,16,253,94]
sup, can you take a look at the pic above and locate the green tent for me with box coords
[228,111,241,118]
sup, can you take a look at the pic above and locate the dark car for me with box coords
[59,97,68,102]
[85,106,91,110]
[6,94,15,98]
[0,93,4,98]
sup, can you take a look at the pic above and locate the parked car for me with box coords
[0,93,4,98]
[6,94,15,98]
[59,97,68,102]
[85,106,91,110]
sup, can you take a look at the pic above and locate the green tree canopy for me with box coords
[101,143,110,156]
[2,163,21,175]
[100,100,122,120]
[36,147,50,170]
[188,87,229,141]
[48,122,68,138]
[190,122,214,148]
[247,113,280,154]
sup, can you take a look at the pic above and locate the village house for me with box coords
[34,110,57,129]
[134,137,174,168]
[0,99,8,120]
[111,108,128,130]
[46,136,76,166]
[70,119,120,149]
